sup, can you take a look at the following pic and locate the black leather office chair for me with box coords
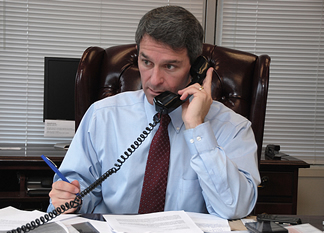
[74,43,270,163]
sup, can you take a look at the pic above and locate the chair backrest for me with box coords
[75,43,270,162]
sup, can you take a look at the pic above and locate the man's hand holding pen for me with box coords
[49,180,81,214]
[41,155,81,213]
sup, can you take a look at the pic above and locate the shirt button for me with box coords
[197,136,202,141]
[176,127,180,131]
[190,139,194,143]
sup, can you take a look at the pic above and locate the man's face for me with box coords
[138,35,191,105]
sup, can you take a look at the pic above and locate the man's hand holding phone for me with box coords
[179,67,214,129]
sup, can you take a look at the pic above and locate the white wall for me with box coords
[297,166,324,215]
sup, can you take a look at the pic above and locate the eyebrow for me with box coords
[140,52,182,64]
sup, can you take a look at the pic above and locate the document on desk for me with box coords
[186,212,231,232]
[0,206,110,233]
[285,223,322,233]
[0,206,69,232]
[103,210,203,233]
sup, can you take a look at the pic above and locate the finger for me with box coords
[50,187,77,201]
[52,180,79,194]
[49,189,76,202]
[179,81,208,101]
[201,67,213,95]
[71,180,80,191]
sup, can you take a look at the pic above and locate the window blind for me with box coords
[0,0,205,147]
[216,0,324,164]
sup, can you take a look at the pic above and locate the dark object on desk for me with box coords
[257,214,302,225]
[80,214,106,222]
[245,221,288,233]
[265,144,288,160]
[72,222,100,233]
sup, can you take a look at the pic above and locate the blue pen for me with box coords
[41,155,81,197]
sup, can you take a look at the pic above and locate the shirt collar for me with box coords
[144,93,184,133]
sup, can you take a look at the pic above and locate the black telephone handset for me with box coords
[10,56,210,233]
[154,56,210,114]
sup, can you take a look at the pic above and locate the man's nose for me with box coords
[150,67,164,86]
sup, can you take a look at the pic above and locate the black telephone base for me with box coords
[265,152,288,160]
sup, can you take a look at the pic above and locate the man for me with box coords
[48,5,260,219]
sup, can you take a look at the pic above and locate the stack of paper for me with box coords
[103,211,232,233]
[0,206,69,232]
[0,207,231,233]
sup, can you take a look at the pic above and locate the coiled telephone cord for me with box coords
[8,114,161,233]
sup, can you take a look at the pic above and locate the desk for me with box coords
[255,156,310,215]
[229,215,324,231]
[80,214,324,231]
[0,145,309,214]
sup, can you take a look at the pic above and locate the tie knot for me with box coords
[160,114,171,128]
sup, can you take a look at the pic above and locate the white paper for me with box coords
[285,223,322,233]
[186,212,231,232]
[44,119,75,137]
[104,210,203,233]
[0,206,68,232]
[0,206,111,233]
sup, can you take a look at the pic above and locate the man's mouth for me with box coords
[148,87,164,96]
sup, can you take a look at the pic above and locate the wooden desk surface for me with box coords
[227,215,323,231]
[260,154,310,167]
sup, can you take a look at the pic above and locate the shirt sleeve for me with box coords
[47,105,103,214]
[183,120,261,219]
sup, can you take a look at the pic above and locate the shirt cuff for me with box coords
[184,121,219,155]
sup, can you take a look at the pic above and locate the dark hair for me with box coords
[135,5,204,64]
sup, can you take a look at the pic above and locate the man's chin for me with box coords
[145,94,155,105]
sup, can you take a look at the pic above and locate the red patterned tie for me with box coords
[138,114,171,214]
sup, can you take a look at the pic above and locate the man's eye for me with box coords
[142,59,152,66]
[166,64,175,70]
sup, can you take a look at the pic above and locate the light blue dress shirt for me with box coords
[48,90,260,219]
